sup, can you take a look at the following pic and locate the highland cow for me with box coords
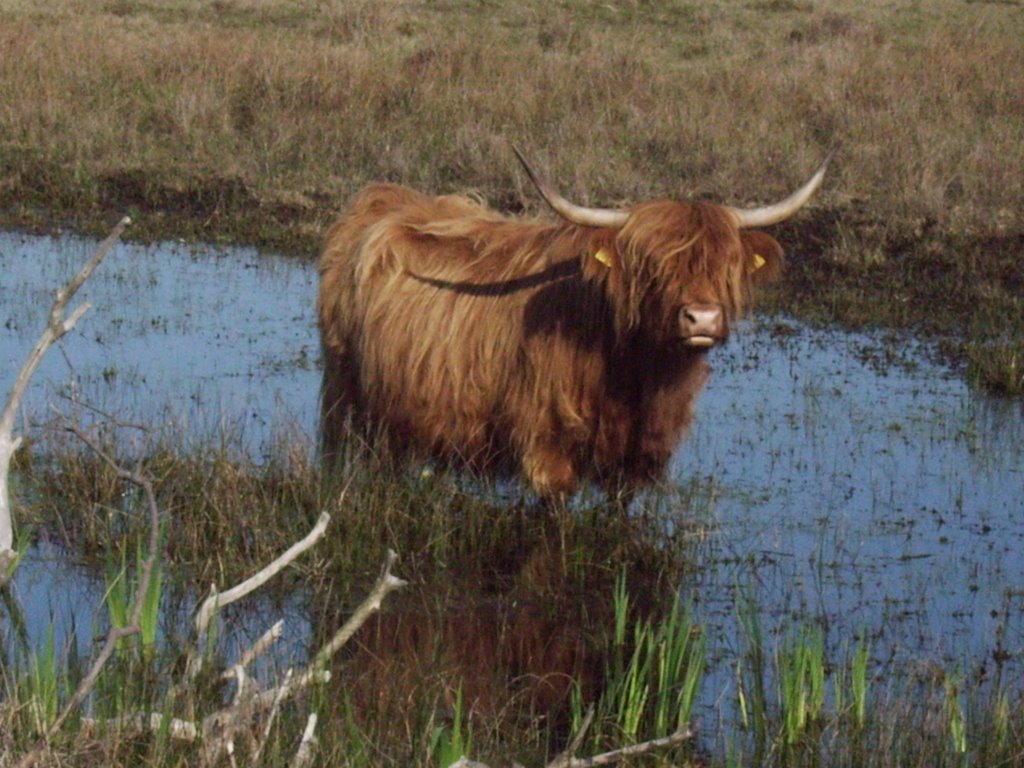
[318,147,832,498]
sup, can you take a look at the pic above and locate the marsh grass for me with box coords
[767,222,1024,395]
[103,526,164,656]
[579,571,705,755]
[20,628,61,738]
[966,340,1024,396]
[9,424,710,764]
[8,426,1024,765]
[2,0,1021,240]
[430,682,472,768]
[844,629,870,731]
[944,674,969,760]
[722,595,1024,768]
[777,625,825,752]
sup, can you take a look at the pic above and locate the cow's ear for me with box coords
[740,230,783,283]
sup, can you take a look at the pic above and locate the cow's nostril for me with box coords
[680,304,723,338]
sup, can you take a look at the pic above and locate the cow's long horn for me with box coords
[513,145,630,229]
[727,149,836,229]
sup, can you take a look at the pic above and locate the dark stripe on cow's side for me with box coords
[405,259,581,297]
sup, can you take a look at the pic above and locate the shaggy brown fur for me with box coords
[317,182,783,497]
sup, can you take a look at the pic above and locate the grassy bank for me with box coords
[0,0,1022,391]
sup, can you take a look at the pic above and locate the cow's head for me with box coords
[514,146,833,347]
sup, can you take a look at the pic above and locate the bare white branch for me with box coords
[289,713,318,768]
[308,548,406,671]
[250,669,331,713]
[547,706,595,768]
[253,668,293,761]
[221,619,284,681]
[188,511,331,679]
[223,549,405,715]
[554,723,694,767]
[0,217,129,565]
[450,720,693,768]
[194,548,403,765]
[175,540,401,765]
[81,713,200,742]
[449,758,493,768]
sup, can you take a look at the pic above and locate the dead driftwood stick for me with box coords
[547,706,597,768]
[290,713,319,768]
[203,548,407,761]
[551,723,694,767]
[81,546,406,768]
[80,712,200,742]
[310,548,406,670]
[194,547,405,764]
[448,713,695,768]
[186,510,331,679]
[222,619,284,681]
[0,217,130,580]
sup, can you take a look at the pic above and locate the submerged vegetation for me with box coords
[0,0,1022,392]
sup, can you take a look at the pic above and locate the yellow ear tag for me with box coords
[750,253,766,272]
[593,248,614,268]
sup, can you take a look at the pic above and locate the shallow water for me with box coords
[0,230,320,455]
[2,231,1024,716]
[675,323,1024,723]
[1,231,318,668]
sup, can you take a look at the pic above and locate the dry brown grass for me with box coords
[0,0,1020,241]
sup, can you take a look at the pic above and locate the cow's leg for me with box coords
[601,477,639,515]
[319,349,353,467]
[628,355,710,486]
[523,442,577,499]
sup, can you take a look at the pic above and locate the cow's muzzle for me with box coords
[679,303,725,347]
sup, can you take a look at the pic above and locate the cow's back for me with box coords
[317,184,534,467]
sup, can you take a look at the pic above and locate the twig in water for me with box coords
[222,619,284,681]
[552,723,694,767]
[0,217,129,576]
[450,717,694,768]
[187,510,331,679]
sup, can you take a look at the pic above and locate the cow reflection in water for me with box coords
[318,146,832,501]
[334,515,681,741]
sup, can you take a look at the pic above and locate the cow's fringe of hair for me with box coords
[613,201,764,336]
